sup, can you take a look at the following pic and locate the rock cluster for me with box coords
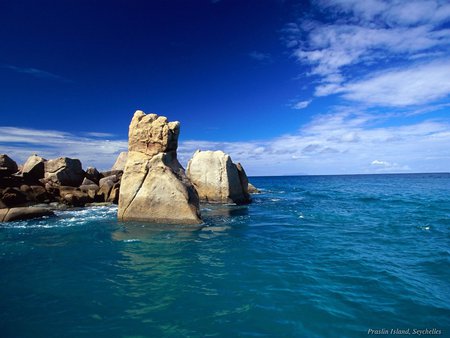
[0,153,126,222]
[1,111,261,225]
[186,150,251,205]
[118,111,201,224]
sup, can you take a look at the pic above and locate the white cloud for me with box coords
[178,111,450,175]
[0,127,127,171]
[288,0,450,107]
[292,100,311,109]
[371,160,411,172]
[2,110,450,176]
[371,160,389,166]
[336,60,450,106]
[1,64,71,82]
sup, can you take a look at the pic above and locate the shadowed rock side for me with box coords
[186,150,251,205]
[118,110,201,224]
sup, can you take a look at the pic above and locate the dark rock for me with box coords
[96,180,114,202]
[235,162,251,203]
[80,184,100,192]
[30,185,52,203]
[0,187,28,207]
[107,182,120,204]
[44,157,85,187]
[99,175,118,187]
[100,170,123,180]
[0,175,23,187]
[85,167,101,184]
[0,154,18,177]
[21,154,46,183]
[59,186,93,207]
[81,177,97,186]
[80,184,100,201]
[0,207,54,222]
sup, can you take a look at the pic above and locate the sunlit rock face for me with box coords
[118,110,201,224]
[186,150,251,205]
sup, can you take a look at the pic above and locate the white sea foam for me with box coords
[3,205,118,229]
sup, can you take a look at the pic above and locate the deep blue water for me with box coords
[1,174,450,337]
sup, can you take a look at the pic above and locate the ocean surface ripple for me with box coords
[1,174,449,337]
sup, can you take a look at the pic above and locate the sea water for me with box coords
[1,174,449,337]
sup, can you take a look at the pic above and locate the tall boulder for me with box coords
[0,154,18,177]
[186,150,251,205]
[44,157,85,187]
[118,110,201,224]
[111,152,128,171]
[21,154,46,183]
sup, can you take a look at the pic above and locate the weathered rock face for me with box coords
[44,157,85,187]
[0,154,18,177]
[111,152,128,171]
[21,154,46,183]
[186,150,251,205]
[118,110,201,224]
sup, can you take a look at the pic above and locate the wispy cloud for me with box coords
[292,100,312,110]
[0,127,126,171]
[249,51,272,64]
[178,110,450,175]
[1,64,71,82]
[83,132,116,138]
[321,59,450,106]
[2,109,450,176]
[286,0,450,108]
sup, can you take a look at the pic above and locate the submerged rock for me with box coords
[118,110,201,224]
[0,207,54,222]
[186,150,251,205]
[248,183,261,194]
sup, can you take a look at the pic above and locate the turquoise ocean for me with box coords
[1,174,449,337]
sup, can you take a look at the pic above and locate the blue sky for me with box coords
[1,0,449,175]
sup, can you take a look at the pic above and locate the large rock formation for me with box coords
[118,110,201,224]
[186,150,251,205]
[44,157,85,187]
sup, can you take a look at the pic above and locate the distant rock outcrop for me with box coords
[248,183,261,194]
[118,110,201,224]
[111,152,128,171]
[186,150,251,205]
